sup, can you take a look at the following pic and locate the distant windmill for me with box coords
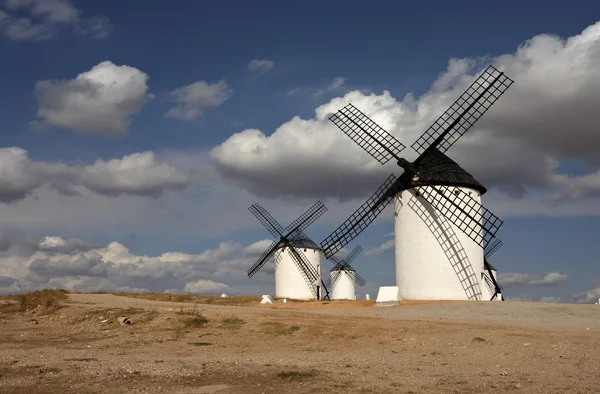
[324,245,366,300]
[483,238,504,301]
[247,201,329,300]
[321,65,514,301]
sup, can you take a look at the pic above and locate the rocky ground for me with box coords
[0,293,599,393]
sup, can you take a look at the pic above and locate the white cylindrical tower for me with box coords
[330,269,356,300]
[274,246,321,300]
[393,149,489,301]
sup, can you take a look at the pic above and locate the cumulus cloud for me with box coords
[184,279,229,294]
[0,234,271,295]
[247,59,274,75]
[211,21,600,211]
[34,61,153,137]
[0,147,189,203]
[0,0,110,41]
[570,286,600,304]
[166,80,233,121]
[498,272,568,286]
[81,152,189,197]
[364,239,394,256]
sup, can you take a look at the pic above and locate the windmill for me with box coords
[483,238,504,301]
[247,201,329,300]
[323,245,367,300]
[320,65,514,301]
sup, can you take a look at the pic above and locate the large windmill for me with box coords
[320,65,514,301]
[324,245,367,300]
[483,238,504,301]
[247,201,329,300]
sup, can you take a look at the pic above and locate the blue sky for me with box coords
[0,0,599,303]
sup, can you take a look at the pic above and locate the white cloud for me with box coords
[570,286,600,304]
[0,234,272,295]
[364,239,395,256]
[184,279,229,294]
[247,59,274,75]
[211,21,600,214]
[314,77,346,96]
[81,152,189,197]
[498,272,568,286]
[166,80,233,121]
[34,61,153,137]
[287,76,347,97]
[528,272,569,285]
[0,0,110,41]
[0,147,189,203]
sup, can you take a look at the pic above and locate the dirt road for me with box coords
[1,293,599,393]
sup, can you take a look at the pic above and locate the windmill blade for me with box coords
[345,245,363,265]
[411,65,514,156]
[330,270,343,288]
[350,270,367,287]
[484,258,503,299]
[329,103,406,165]
[484,238,503,259]
[285,201,328,235]
[328,254,344,266]
[248,203,286,238]
[323,276,332,290]
[287,245,319,298]
[321,278,330,299]
[247,240,282,278]
[413,182,503,247]
[320,174,398,259]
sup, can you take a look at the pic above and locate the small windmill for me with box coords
[247,201,329,300]
[483,238,504,301]
[320,65,514,301]
[323,245,366,300]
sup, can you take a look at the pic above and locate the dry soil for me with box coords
[1,293,599,393]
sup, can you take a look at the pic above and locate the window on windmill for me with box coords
[304,248,307,252]
[454,188,460,196]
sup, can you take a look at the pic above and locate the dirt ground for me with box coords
[1,294,599,393]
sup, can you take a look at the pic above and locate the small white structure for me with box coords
[376,286,401,304]
[260,295,274,304]
[365,294,370,300]
[329,267,356,300]
[220,293,228,298]
[393,150,490,301]
[274,246,321,300]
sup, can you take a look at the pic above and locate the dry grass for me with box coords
[219,316,246,330]
[260,321,301,335]
[114,291,261,306]
[188,342,213,346]
[184,314,209,328]
[2,288,69,312]
[277,369,317,380]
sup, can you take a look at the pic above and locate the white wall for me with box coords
[330,270,356,300]
[394,186,486,300]
[274,247,321,300]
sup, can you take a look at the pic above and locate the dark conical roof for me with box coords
[288,231,320,250]
[413,148,487,195]
[330,263,355,272]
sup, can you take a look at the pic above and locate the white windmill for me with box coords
[324,245,366,300]
[247,201,330,300]
[320,65,514,301]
